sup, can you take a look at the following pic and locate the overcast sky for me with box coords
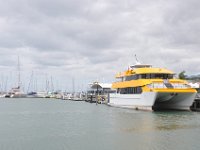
[0,0,200,92]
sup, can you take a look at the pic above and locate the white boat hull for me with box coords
[153,92,196,110]
[10,94,27,98]
[108,92,196,111]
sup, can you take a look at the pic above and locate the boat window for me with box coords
[123,74,174,81]
[150,74,156,78]
[168,74,173,79]
[118,87,142,94]
[136,87,142,93]
[116,77,124,82]
[139,74,174,79]
[125,75,138,81]
[163,74,168,79]
[142,74,146,79]
[146,74,151,79]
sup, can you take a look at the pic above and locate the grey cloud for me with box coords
[0,0,200,91]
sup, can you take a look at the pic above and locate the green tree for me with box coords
[179,71,186,79]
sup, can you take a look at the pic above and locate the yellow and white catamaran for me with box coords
[108,61,196,111]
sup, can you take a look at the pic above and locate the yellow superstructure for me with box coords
[115,68,174,78]
[112,64,196,93]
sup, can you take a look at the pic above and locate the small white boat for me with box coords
[9,86,27,98]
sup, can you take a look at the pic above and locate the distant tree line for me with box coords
[178,71,200,80]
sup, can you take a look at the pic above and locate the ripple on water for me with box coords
[0,99,200,150]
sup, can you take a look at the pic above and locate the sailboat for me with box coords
[8,56,27,98]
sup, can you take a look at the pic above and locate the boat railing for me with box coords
[148,82,191,89]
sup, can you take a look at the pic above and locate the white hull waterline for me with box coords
[108,92,196,111]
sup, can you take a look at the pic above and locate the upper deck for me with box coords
[115,63,174,78]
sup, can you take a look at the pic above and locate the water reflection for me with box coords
[152,111,200,131]
[112,109,200,150]
[117,110,200,133]
[155,123,200,131]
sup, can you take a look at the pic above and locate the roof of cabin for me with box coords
[89,82,112,89]
[115,67,174,78]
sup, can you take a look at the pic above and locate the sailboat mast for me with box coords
[51,76,54,92]
[72,78,75,94]
[18,56,21,89]
[27,71,33,93]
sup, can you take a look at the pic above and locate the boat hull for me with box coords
[153,92,196,110]
[10,94,27,98]
[108,92,157,111]
[108,92,196,111]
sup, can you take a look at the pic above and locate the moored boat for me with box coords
[9,86,27,98]
[108,62,197,111]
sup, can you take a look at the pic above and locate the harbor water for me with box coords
[0,98,200,150]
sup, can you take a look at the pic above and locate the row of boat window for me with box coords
[117,87,142,94]
[124,74,174,81]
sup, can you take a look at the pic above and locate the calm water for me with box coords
[0,98,200,150]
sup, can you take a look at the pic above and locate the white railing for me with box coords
[147,83,191,89]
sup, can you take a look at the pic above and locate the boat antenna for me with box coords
[135,54,138,62]
[135,54,140,64]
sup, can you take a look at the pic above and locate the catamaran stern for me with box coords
[153,92,197,110]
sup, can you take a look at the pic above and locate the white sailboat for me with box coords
[10,86,27,98]
[9,56,27,98]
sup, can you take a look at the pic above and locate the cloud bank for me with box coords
[0,0,199,91]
